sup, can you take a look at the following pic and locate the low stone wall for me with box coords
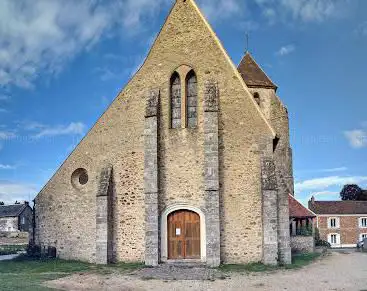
[291,236,315,253]
[0,232,29,246]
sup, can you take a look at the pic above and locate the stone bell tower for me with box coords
[238,52,293,264]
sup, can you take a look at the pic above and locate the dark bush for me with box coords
[314,227,331,248]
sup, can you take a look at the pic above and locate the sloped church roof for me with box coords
[238,52,278,90]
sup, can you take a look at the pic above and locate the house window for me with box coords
[253,92,260,106]
[328,217,339,229]
[328,233,340,245]
[359,217,367,228]
[186,70,197,128]
[21,217,25,225]
[170,72,181,129]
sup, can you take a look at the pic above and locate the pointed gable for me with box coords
[238,52,277,90]
[289,195,315,218]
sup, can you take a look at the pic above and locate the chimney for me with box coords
[24,201,29,206]
[308,196,315,210]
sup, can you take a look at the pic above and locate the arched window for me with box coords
[253,92,260,106]
[170,72,181,129]
[186,70,197,128]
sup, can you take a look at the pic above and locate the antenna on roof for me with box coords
[245,33,249,53]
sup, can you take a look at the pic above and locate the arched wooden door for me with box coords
[167,210,200,259]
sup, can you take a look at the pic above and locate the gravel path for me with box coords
[46,251,367,291]
[0,254,20,261]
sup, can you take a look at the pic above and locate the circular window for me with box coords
[71,168,89,189]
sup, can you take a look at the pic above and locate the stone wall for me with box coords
[34,0,276,265]
[0,232,29,246]
[0,217,18,232]
[248,87,293,265]
[291,236,315,253]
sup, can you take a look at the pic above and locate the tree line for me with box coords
[340,184,367,201]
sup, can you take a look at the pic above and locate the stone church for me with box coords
[34,0,294,267]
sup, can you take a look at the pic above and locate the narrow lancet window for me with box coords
[253,92,260,106]
[171,72,181,128]
[186,70,197,128]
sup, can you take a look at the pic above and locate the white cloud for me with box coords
[276,44,295,56]
[198,0,244,22]
[295,176,367,193]
[0,181,37,204]
[309,190,339,197]
[255,0,349,23]
[320,167,348,173]
[0,0,352,90]
[0,0,174,89]
[0,131,16,140]
[31,122,86,139]
[280,0,341,22]
[344,129,367,148]
[301,190,339,205]
[0,164,16,170]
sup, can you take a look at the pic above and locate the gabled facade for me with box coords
[0,202,33,232]
[309,197,367,247]
[34,0,294,267]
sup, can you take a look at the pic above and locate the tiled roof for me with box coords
[238,52,277,90]
[289,195,316,218]
[0,204,27,218]
[309,200,367,215]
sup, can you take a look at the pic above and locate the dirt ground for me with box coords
[46,251,367,291]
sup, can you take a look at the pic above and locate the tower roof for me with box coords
[238,52,277,90]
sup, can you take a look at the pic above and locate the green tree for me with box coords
[340,184,363,201]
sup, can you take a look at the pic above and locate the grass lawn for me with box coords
[0,253,322,290]
[0,255,144,291]
[219,253,322,273]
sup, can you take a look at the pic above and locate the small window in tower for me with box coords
[170,72,182,129]
[186,70,197,128]
[253,92,260,106]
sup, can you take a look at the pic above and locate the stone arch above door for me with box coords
[160,204,206,262]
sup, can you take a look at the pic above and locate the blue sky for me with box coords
[0,0,366,206]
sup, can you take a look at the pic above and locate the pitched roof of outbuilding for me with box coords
[309,200,367,215]
[0,204,27,218]
[238,52,277,90]
[289,194,316,218]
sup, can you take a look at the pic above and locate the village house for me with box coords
[309,197,367,248]
[33,0,296,267]
[0,202,33,232]
[289,195,316,253]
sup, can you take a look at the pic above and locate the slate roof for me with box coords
[309,200,367,215]
[238,52,278,90]
[0,204,27,218]
[289,195,316,218]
